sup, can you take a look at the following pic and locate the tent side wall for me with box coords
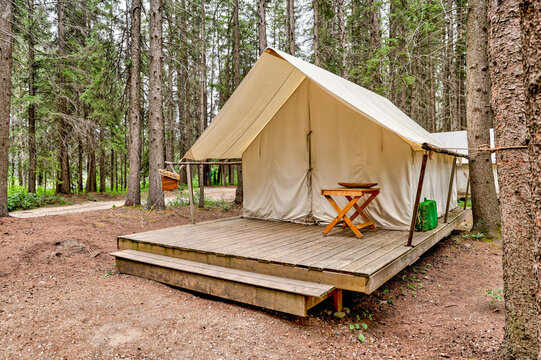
[308,81,416,229]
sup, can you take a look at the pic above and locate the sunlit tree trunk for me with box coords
[147,0,165,210]
[125,0,142,206]
[27,0,36,193]
[466,0,500,234]
[258,0,267,55]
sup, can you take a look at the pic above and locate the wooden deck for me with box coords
[117,207,470,294]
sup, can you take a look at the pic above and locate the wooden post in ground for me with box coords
[332,290,343,312]
[186,164,195,224]
[463,173,470,210]
[407,152,429,247]
[444,158,457,223]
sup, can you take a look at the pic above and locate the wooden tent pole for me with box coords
[407,152,429,247]
[444,159,457,223]
[463,172,470,210]
[186,164,195,224]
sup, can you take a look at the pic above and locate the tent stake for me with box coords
[444,159,457,223]
[407,152,429,247]
[463,172,470,210]
[186,164,195,224]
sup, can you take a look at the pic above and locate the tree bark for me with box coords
[77,137,83,192]
[519,0,541,355]
[286,0,295,55]
[313,0,320,66]
[56,0,70,194]
[125,0,142,206]
[336,0,346,78]
[147,0,166,210]
[368,0,381,91]
[466,0,500,234]
[0,0,12,216]
[85,127,96,193]
[199,0,207,209]
[257,0,267,55]
[488,0,539,357]
[27,0,36,193]
[232,0,243,205]
[98,127,105,192]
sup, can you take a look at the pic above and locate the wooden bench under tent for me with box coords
[112,48,470,316]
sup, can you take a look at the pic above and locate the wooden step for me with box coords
[112,250,339,317]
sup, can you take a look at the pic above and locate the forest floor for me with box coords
[9,186,237,218]
[0,206,504,359]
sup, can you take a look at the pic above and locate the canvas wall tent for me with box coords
[430,130,498,194]
[185,48,457,230]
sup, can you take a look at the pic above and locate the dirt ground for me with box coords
[0,206,504,359]
[9,186,237,218]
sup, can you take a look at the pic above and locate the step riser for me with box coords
[116,258,330,317]
[118,238,367,292]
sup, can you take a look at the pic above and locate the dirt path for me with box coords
[0,208,504,359]
[9,186,236,218]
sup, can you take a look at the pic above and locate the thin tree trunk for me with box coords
[0,0,12,216]
[286,0,295,55]
[78,137,83,192]
[27,0,36,193]
[199,0,207,209]
[336,0,346,78]
[85,128,96,193]
[148,0,166,210]
[368,0,381,91]
[56,0,70,194]
[488,0,539,357]
[125,0,142,206]
[110,149,114,190]
[313,0,320,66]
[233,0,243,205]
[257,0,267,55]
[99,127,105,192]
[466,0,500,233]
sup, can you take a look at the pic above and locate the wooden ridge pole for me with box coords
[444,159,457,223]
[407,152,429,247]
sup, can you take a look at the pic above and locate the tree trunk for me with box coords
[77,137,83,192]
[56,0,70,194]
[257,0,267,55]
[85,128,96,193]
[313,0,320,66]
[336,0,346,78]
[99,128,105,192]
[125,0,142,206]
[166,63,175,163]
[233,1,243,205]
[147,0,165,210]
[199,0,207,209]
[488,0,539,357]
[27,0,36,193]
[286,0,295,55]
[368,0,382,91]
[0,0,12,216]
[519,0,541,355]
[466,0,500,234]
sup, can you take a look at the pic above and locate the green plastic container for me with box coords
[415,199,438,231]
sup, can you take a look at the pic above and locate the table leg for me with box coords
[342,193,379,231]
[323,195,363,238]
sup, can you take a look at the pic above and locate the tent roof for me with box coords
[430,129,495,164]
[185,48,447,160]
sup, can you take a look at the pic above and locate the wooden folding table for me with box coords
[321,187,380,239]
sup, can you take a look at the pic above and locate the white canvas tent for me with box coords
[185,48,457,230]
[430,130,498,194]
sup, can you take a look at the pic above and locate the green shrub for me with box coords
[7,185,68,212]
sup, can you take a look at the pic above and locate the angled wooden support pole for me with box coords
[444,159,457,223]
[407,152,429,247]
[186,164,195,224]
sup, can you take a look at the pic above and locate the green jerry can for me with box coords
[415,198,438,231]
